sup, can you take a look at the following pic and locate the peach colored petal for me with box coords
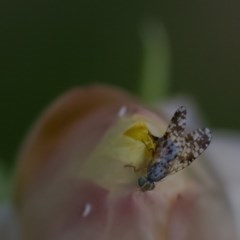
[12,86,236,240]
[13,85,141,205]
[16,169,197,240]
[166,186,236,240]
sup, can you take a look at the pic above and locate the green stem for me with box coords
[139,21,171,103]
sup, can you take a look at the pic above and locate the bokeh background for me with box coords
[0,0,240,168]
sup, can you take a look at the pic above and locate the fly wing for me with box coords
[167,128,212,174]
[155,106,187,160]
[163,106,187,141]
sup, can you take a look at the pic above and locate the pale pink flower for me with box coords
[5,86,236,240]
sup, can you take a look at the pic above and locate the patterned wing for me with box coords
[163,106,187,141]
[167,128,212,174]
[159,106,187,157]
[152,106,187,162]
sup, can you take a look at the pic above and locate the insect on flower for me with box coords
[127,106,212,192]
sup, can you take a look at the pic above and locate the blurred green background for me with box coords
[0,0,240,167]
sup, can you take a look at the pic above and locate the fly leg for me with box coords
[124,164,142,172]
